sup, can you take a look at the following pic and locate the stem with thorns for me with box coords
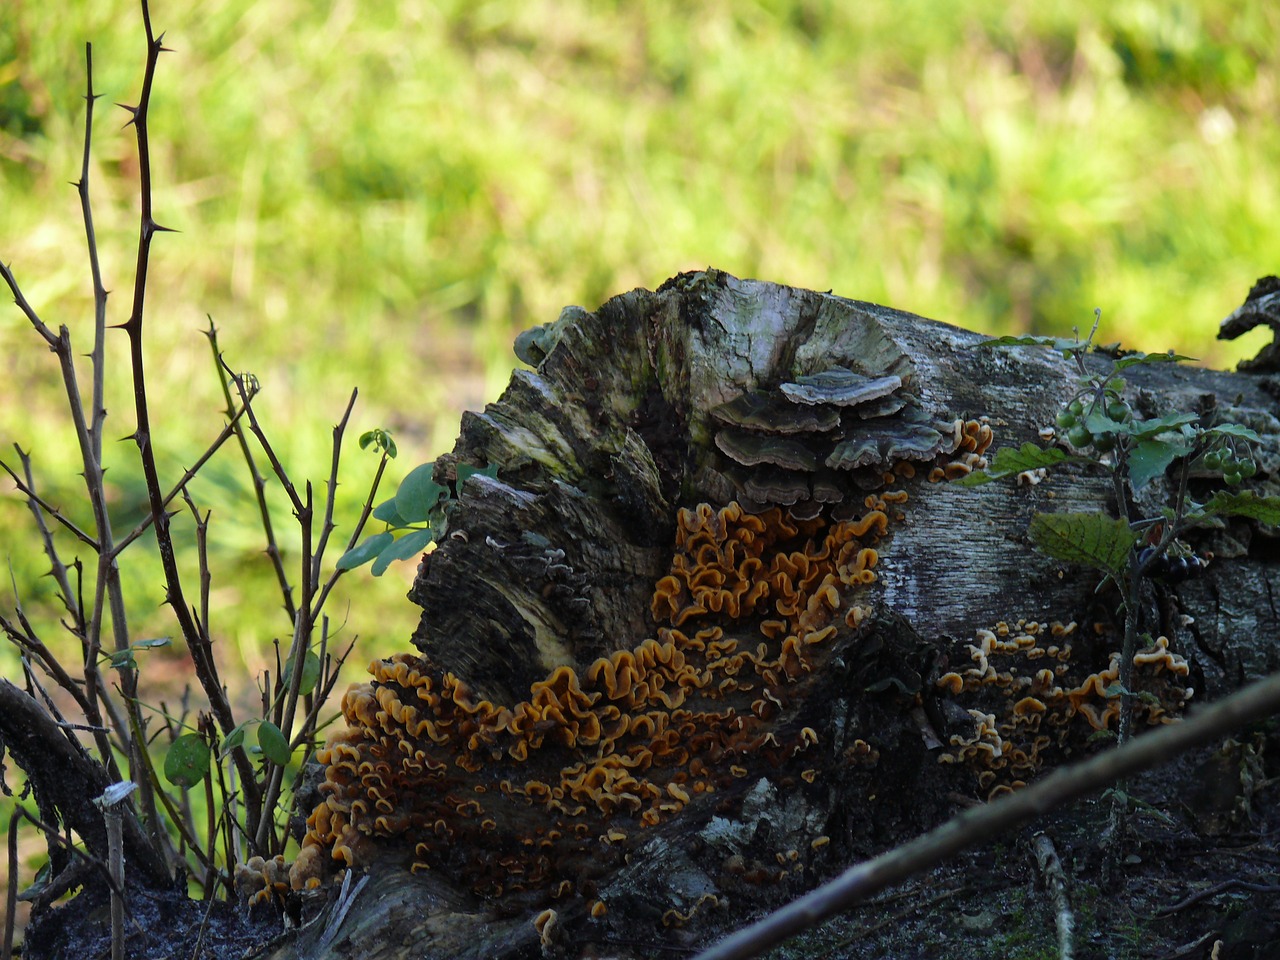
[115,0,262,837]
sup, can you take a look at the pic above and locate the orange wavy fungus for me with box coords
[292,499,891,898]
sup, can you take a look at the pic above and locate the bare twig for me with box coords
[0,453,97,550]
[311,447,393,620]
[310,391,358,595]
[94,782,138,960]
[112,405,254,554]
[692,668,1280,960]
[1032,833,1073,960]
[205,321,297,623]
[12,447,87,616]
[1155,878,1280,916]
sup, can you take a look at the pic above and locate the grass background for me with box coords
[1,0,1278,920]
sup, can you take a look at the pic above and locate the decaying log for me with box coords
[259,270,1280,959]
[17,271,1280,959]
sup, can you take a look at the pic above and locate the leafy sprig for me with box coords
[338,447,499,575]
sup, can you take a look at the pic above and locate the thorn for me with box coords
[120,432,138,443]
[149,221,179,235]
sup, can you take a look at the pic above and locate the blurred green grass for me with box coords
[1,1,1278,703]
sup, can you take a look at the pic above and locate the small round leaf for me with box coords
[283,651,321,696]
[257,721,292,766]
[164,733,211,789]
[394,463,447,523]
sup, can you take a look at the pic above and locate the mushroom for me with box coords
[293,496,899,900]
[715,428,819,471]
[780,369,903,407]
[711,390,840,433]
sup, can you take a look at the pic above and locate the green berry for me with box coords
[1093,432,1117,452]
[1068,399,1085,417]
[1223,469,1242,486]
[1203,451,1223,471]
[1056,410,1078,429]
[1067,424,1093,448]
[1106,400,1131,423]
[1240,459,1258,479]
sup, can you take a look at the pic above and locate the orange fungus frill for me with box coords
[937,621,1193,797]
[293,501,889,897]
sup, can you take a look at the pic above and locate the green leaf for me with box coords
[1201,491,1280,525]
[1121,411,1198,441]
[105,636,173,671]
[164,733,211,789]
[371,496,407,525]
[106,649,136,671]
[370,526,438,576]
[953,442,1068,487]
[359,428,398,459]
[1028,512,1138,577]
[456,463,499,487]
[1204,423,1262,443]
[17,862,53,902]
[257,721,292,766]
[336,531,395,571]
[1111,351,1197,370]
[395,463,447,523]
[1127,439,1180,492]
[282,650,321,696]
[221,721,249,756]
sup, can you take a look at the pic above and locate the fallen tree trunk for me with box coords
[21,270,1280,959]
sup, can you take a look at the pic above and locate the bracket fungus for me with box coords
[295,499,893,901]
[285,272,1088,943]
[935,619,1193,797]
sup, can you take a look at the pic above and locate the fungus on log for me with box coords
[218,272,1280,957]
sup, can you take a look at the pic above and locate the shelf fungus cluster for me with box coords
[278,273,1029,949]
[936,621,1193,797]
[709,366,988,516]
[291,498,894,900]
